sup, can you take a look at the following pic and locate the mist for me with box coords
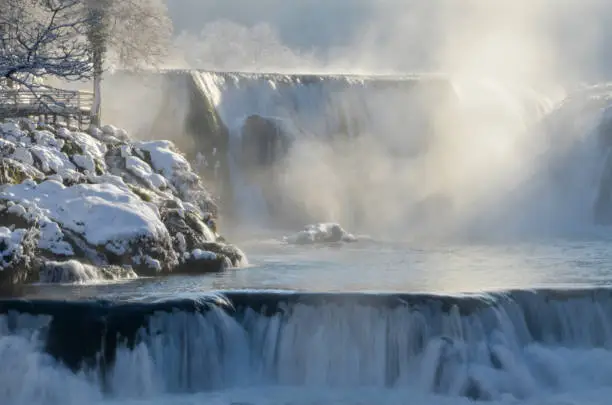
[97,0,612,241]
[165,0,612,82]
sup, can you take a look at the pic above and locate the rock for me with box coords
[240,114,291,169]
[0,180,179,275]
[174,253,229,275]
[133,140,217,215]
[0,118,247,285]
[174,243,247,275]
[0,158,44,184]
[0,226,37,285]
[162,207,215,251]
[197,242,248,268]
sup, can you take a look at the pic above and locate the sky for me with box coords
[165,0,612,82]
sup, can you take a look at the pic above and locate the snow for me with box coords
[284,223,357,245]
[176,232,187,253]
[132,254,163,272]
[6,203,26,218]
[57,127,72,139]
[134,140,192,179]
[0,227,26,270]
[191,249,217,260]
[72,154,96,172]
[144,255,162,272]
[86,172,131,190]
[69,131,107,160]
[102,125,116,135]
[0,122,21,137]
[120,145,132,158]
[89,127,104,140]
[10,147,34,166]
[30,145,75,173]
[38,220,74,256]
[125,155,168,189]
[32,130,64,149]
[133,140,214,216]
[0,118,244,283]
[102,124,118,137]
[1,180,168,255]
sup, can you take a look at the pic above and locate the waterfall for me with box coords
[4,289,612,402]
[102,71,612,238]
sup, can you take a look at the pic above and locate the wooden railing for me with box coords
[0,87,94,126]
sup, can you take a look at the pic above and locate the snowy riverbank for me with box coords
[0,119,246,285]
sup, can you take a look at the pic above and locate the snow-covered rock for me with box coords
[0,226,36,284]
[0,227,26,268]
[284,223,357,245]
[0,118,246,284]
[174,243,247,275]
[133,140,217,215]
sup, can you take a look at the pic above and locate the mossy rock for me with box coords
[3,163,28,185]
[136,149,153,167]
[94,159,105,176]
[61,140,83,157]
[0,159,44,185]
[127,184,153,202]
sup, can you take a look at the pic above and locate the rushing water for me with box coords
[9,71,612,404]
[2,234,612,405]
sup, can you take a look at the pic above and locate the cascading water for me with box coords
[5,290,612,404]
[82,72,612,405]
[183,71,612,239]
[189,72,458,229]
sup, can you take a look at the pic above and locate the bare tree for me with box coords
[84,0,172,126]
[0,0,92,89]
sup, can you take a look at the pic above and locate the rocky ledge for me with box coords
[0,119,247,285]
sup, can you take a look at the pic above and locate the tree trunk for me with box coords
[91,58,103,127]
[87,1,108,128]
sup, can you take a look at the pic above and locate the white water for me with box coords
[27,72,612,405]
[191,71,612,240]
[5,290,612,405]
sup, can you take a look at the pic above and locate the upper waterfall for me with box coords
[101,71,612,240]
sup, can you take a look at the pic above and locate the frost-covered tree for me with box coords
[0,0,92,88]
[84,0,172,125]
[0,0,171,124]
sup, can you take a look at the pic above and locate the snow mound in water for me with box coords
[284,223,357,245]
[0,118,247,285]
